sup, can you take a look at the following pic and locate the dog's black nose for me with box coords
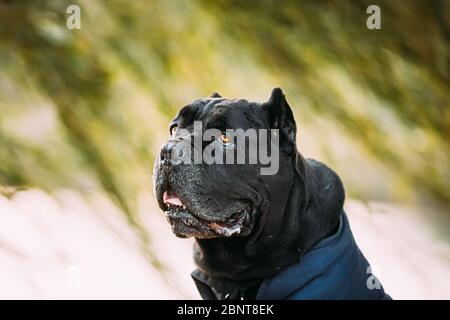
[160,141,184,162]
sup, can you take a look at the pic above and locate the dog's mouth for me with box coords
[162,190,254,239]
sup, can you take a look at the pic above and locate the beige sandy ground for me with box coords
[0,189,449,299]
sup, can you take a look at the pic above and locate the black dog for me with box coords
[154,88,390,300]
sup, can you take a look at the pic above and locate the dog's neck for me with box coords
[193,152,345,284]
[294,153,345,252]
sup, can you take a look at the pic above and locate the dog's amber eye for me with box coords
[219,133,230,144]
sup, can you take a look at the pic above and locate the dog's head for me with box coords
[153,88,298,239]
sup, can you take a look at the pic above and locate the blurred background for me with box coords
[0,0,449,299]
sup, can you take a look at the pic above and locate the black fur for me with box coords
[154,88,345,289]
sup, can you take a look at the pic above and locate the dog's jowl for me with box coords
[153,88,391,300]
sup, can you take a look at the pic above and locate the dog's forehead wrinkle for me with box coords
[189,98,226,118]
[203,108,231,129]
[204,98,226,109]
[172,104,199,128]
[242,107,266,129]
[182,98,263,131]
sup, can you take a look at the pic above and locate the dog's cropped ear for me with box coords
[262,88,297,144]
[210,92,222,98]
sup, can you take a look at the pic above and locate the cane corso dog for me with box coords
[153,88,389,300]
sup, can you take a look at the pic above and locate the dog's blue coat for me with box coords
[256,212,390,300]
[192,212,391,300]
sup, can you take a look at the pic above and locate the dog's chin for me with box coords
[163,195,254,239]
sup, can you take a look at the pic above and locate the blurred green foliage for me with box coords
[204,0,450,204]
[0,0,448,233]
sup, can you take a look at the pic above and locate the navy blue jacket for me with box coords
[192,212,391,300]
